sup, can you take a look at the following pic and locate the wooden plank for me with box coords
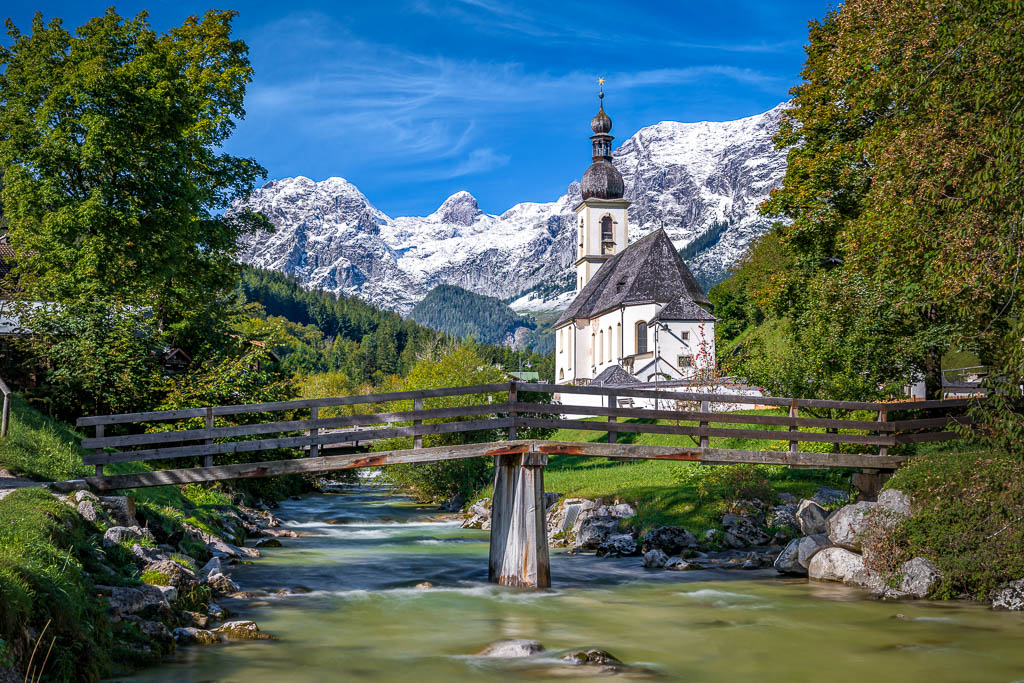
[516,417,895,446]
[511,402,897,431]
[309,406,319,458]
[508,382,517,441]
[888,416,971,431]
[76,383,512,427]
[533,441,905,469]
[203,407,214,468]
[85,441,534,491]
[83,417,514,466]
[496,453,550,589]
[877,406,887,458]
[413,397,422,449]
[883,398,973,410]
[608,392,617,444]
[699,399,710,450]
[82,402,510,450]
[789,399,798,454]
[94,424,104,477]
[489,453,518,583]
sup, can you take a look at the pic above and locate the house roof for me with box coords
[589,364,640,387]
[0,241,15,281]
[649,294,716,324]
[556,229,709,326]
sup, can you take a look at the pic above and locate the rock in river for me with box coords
[641,526,697,555]
[898,557,940,598]
[808,547,868,586]
[173,627,221,645]
[596,533,638,557]
[827,501,877,551]
[992,579,1024,611]
[642,549,668,568]
[477,639,545,657]
[213,620,274,641]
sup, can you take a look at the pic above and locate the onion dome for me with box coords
[581,85,624,200]
[581,161,624,200]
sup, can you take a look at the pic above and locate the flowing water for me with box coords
[124,486,1024,683]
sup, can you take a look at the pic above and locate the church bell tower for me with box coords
[574,81,630,292]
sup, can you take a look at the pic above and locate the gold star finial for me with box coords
[598,77,605,86]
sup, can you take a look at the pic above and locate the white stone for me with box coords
[826,502,877,551]
[642,549,668,568]
[808,547,867,585]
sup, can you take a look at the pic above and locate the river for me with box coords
[123,485,1024,682]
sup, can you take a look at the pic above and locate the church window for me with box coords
[560,368,565,380]
[678,355,694,368]
[607,326,612,359]
[598,330,604,364]
[681,331,690,342]
[616,323,622,356]
[601,216,614,254]
[636,321,647,354]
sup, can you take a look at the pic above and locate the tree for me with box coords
[754,0,1023,402]
[0,9,269,346]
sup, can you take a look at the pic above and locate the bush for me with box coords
[691,464,777,504]
[872,449,1024,600]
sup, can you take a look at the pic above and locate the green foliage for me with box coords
[688,464,777,504]
[0,9,268,338]
[0,489,113,681]
[735,0,1024,405]
[0,394,90,481]
[378,345,507,501]
[875,449,1024,600]
[410,284,536,347]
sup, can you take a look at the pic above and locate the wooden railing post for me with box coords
[699,399,710,450]
[309,406,319,458]
[789,398,799,454]
[94,424,104,477]
[508,381,517,441]
[877,406,888,457]
[413,397,422,449]
[0,376,11,439]
[203,407,214,468]
[607,392,617,444]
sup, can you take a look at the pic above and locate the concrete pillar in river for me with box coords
[488,452,551,589]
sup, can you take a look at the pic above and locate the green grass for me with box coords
[0,395,91,481]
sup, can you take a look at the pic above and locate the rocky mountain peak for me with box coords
[431,191,482,226]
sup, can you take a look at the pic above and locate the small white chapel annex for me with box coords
[554,88,717,388]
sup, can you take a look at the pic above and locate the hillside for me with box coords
[409,285,535,347]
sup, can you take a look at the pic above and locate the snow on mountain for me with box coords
[233,103,789,314]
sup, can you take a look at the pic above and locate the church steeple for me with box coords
[581,82,624,201]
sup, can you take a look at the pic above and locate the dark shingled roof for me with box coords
[556,228,710,326]
[589,364,640,387]
[649,294,716,323]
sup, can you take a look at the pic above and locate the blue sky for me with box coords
[6,1,830,217]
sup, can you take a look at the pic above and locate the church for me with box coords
[554,89,716,387]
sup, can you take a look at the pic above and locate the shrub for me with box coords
[692,464,777,504]
[872,449,1024,600]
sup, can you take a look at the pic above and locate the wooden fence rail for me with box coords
[75,381,972,477]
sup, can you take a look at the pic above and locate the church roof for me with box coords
[556,228,710,326]
[589,364,640,387]
[649,294,716,323]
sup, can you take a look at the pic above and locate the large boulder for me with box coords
[808,547,868,585]
[205,571,240,596]
[826,501,877,550]
[462,498,491,530]
[102,585,171,619]
[641,526,697,555]
[143,559,198,591]
[721,514,770,547]
[774,539,805,575]
[76,499,108,524]
[598,503,635,519]
[642,549,668,568]
[184,524,259,560]
[665,556,701,571]
[476,639,544,657]
[596,533,638,557]
[795,500,829,535]
[876,489,912,522]
[897,557,940,598]
[575,515,619,550]
[992,579,1024,610]
[813,487,849,507]
[130,544,169,567]
[213,620,273,641]
[102,526,156,549]
[797,534,832,568]
[99,496,138,526]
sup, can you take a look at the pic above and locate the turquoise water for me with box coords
[122,487,1024,682]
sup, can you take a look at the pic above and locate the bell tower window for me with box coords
[601,216,615,255]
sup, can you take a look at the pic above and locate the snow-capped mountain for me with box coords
[234,103,789,314]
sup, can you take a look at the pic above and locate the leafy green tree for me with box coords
[0,9,268,344]
[751,0,1023,405]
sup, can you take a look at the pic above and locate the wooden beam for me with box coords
[84,441,533,491]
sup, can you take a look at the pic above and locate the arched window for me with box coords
[607,326,612,360]
[598,330,604,364]
[636,321,647,354]
[601,216,614,242]
[616,323,622,357]
[559,368,565,380]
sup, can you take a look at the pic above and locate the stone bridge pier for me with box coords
[488,451,551,589]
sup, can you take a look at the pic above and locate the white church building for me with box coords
[554,90,718,390]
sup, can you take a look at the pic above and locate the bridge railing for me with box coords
[75,381,972,477]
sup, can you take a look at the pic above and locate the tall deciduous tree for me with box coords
[758,0,1023,402]
[0,9,268,341]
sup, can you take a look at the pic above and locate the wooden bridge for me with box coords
[71,382,970,588]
